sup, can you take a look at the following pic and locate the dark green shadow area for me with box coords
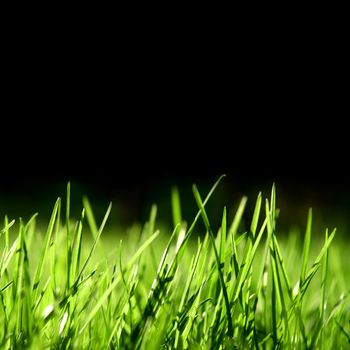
[0,176,349,239]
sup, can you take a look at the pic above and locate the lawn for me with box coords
[0,177,349,349]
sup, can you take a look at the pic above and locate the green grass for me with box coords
[0,177,349,349]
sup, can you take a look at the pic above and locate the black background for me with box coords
[1,34,348,232]
[1,95,348,233]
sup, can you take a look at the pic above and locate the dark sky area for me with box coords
[1,110,348,235]
[1,42,348,233]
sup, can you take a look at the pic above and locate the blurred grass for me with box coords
[1,179,349,237]
[124,177,349,237]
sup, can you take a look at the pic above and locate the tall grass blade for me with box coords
[301,208,312,285]
[171,186,182,229]
[192,184,233,338]
[32,198,60,298]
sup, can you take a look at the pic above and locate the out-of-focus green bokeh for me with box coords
[1,176,349,238]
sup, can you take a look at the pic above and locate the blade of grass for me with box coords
[320,229,329,349]
[300,208,312,285]
[15,220,25,336]
[174,239,203,347]
[272,235,292,299]
[266,199,278,346]
[66,182,72,290]
[183,175,226,242]
[171,186,182,229]
[299,228,336,300]
[74,202,112,285]
[228,196,248,240]
[72,208,85,282]
[250,192,262,239]
[229,196,247,279]
[335,319,350,344]
[82,196,99,240]
[167,175,226,279]
[1,217,15,250]
[192,184,233,338]
[220,207,226,267]
[32,198,61,299]
[1,236,19,278]
[239,193,262,298]
[50,197,61,293]
[79,230,160,334]
[230,217,267,303]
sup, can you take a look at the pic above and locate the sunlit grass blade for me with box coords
[228,196,247,239]
[270,183,276,227]
[240,193,262,283]
[174,239,203,347]
[1,237,19,278]
[301,208,312,285]
[231,216,267,303]
[72,208,85,281]
[320,228,329,349]
[250,192,262,238]
[74,202,112,284]
[32,198,60,298]
[335,319,350,344]
[79,230,159,334]
[299,228,336,300]
[82,196,99,240]
[1,217,15,250]
[0,179,348,349]
[228,196,247,279]
[265,199,278,345]
[192,183,233,338]
[171,186,182,229]
[166,175,226,278]
[66,182,72,290]
[220,207,226,267]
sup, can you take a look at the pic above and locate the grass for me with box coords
[0,177,349,349]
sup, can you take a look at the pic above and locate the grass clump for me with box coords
[0,177,349,349]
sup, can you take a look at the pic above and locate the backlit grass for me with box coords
[0,177,349,349]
